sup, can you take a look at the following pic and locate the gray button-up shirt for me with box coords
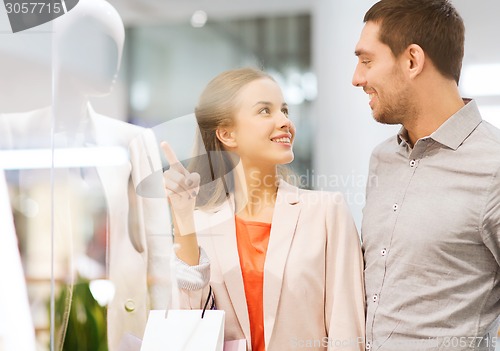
[362,100,500,351]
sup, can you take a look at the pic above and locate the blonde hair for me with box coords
[189,67,296,209]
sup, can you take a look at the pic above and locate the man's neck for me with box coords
[405,82,465,146]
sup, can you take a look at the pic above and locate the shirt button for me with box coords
[393,203,398,211]
[410,159,416,167]
[366,341,372,350]
[381,248,387,256]
[372,294,378,302]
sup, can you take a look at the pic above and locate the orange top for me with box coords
[235,216,271,351]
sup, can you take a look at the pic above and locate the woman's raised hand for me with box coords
[161,141,200,235]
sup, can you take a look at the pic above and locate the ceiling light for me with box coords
[191,10,207,28]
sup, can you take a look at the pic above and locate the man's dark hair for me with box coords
[365,0,465,83]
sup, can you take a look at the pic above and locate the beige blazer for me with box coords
[90,106,171,350]
[178,180,365,351]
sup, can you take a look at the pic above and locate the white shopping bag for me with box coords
[141,309,225,351]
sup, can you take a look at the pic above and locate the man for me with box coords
[352,1,500,350]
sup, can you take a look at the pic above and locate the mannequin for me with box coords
[52,0,124,143]
[0,1,171,350]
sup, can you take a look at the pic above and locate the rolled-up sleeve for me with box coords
[172,246,212,310]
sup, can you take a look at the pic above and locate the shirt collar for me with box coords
[396,99,483,150]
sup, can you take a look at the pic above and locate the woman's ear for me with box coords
[216,127,237,149]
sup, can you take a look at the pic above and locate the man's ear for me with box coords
[405,44,425,79]
[216,127,237,149]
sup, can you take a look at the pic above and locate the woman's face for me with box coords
[228,78,295,168]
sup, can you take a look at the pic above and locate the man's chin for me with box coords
[372,111,384,123]
[372,112,399,125]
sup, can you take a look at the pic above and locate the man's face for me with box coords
[352,21,415,125]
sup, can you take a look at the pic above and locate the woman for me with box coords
[162,68,365,351]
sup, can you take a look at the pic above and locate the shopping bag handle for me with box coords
[201,286,215,319]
